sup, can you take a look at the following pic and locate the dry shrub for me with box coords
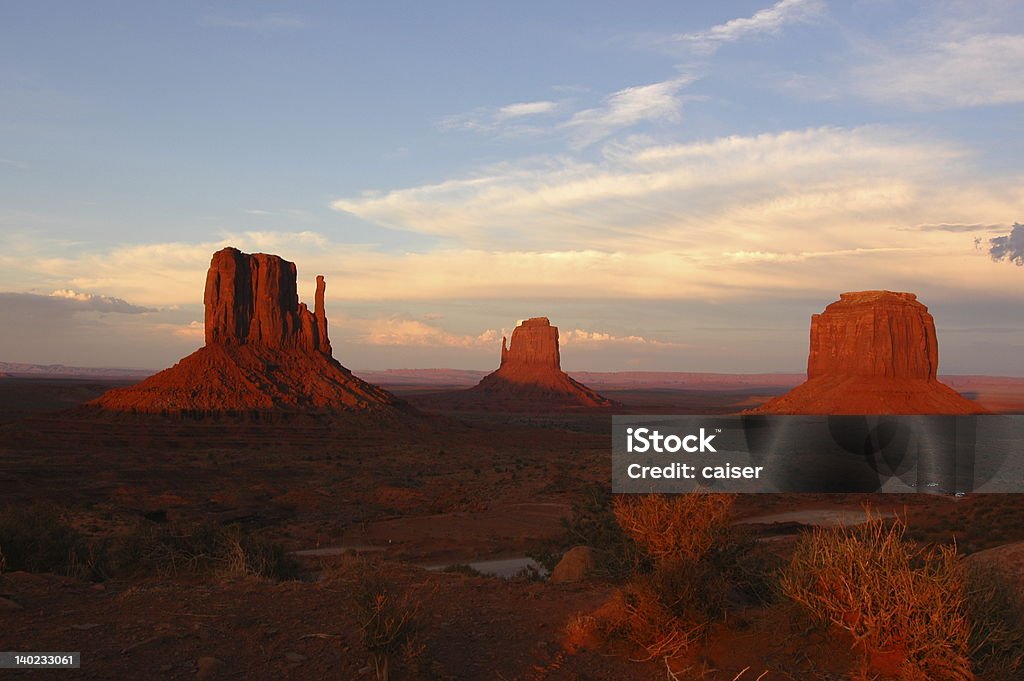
[588,492,770,662]
[780,512,972,680]
[613,492,733,566]
[118,520,298,581]
[348,561,423,681]
[0,503,99,580]
[619,578,702,661]
[965,561,1024,679]
[563,614,601,654]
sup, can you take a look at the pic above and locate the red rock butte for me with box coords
[464,317,613,409]
[92,247,401,415]
[751,290,986,415]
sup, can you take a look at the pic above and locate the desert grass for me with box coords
[612,491,733,566]
[965,561,1024,679]
[119,519,299,581]
[347,560,423,681]
[0,502,98,580]
[780,511,972,680]
[582,492,774,664]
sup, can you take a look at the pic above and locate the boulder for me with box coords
[549,546,597,583]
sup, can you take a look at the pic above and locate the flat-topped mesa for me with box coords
[750,290,985,415]
[807,291,937,381]
[91,247,400,416]
[204,248,330,353]
[499,317,561,373]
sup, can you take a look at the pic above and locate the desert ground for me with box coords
[2,373,1023,680]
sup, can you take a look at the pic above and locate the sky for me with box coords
[1,0,1022,374]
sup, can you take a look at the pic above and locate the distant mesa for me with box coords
[455,317,614,410]
[750,290,986,415]
[92,247,402,415]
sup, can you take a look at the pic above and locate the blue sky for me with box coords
[1,1,1022,374]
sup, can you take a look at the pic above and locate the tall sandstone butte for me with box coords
[464,317,613,409]
[751,290,985,414]
[93,247,400,415]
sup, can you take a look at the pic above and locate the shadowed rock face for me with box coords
[93,247,399,415]
[203,248,332,354]
[466,317,613,409]
[751,290,985,415]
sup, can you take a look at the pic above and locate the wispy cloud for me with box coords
[900,223,1007,233]
[782,3,1024,108]
[356,317,499,348]
[562,76,693,147]
[672,0,825,55]
[333,126,972,248]
[850,32,1024,108]
[199,12,305,31]
[498,101,558,118]
[3,126,1021,312]
[440,76,692,147]
[439,99,562,135]
[561,328,680,347]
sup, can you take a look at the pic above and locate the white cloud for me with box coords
[439,76,692,146]
[48,289,153,313]
[332,126,968,248]
[561,328,679,347]
[174,320,205,340]
[851,32,1024,107]
[497,101,558,118]
[3,129,1022,313]
[439,100,562,134]
[780,3,1024,108]
[674,0,824,54]
[354,317,499,348]
[561,77,693,147]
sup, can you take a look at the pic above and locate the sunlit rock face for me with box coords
[751,291,985,415]
[467,317,614,409]
[93,247,400,415]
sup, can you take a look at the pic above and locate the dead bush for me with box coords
[588,492,773,662]
[613,492,733,566]
[0,503,99,580]
[966,561,1024,679]
[780,512,972,680]
[349,561,422,681]
[118,519,298,581]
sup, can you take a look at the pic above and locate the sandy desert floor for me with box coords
[1,376,1023,680]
